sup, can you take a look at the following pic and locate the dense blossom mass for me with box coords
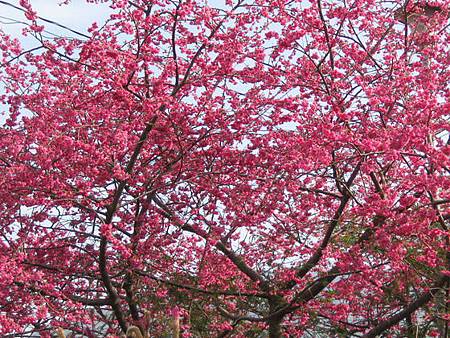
[0,0,449,337]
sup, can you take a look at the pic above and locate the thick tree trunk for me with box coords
[268,317,283,338]
[268,296,286,338]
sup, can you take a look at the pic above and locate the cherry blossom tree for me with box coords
[0,0,449,337]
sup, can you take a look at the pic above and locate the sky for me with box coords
[0,0,230,125]
[0,0,113,125]
[0,0,112,43]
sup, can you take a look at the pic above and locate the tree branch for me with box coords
[151,195,269,292]
[362,275,449,338]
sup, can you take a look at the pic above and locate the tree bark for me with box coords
[268,296,286,338]
[268,317,283,338]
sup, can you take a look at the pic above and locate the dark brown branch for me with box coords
[69,295,111,306]
[216,240,270,292]
[284,160,363,289]
[107,114,158,219]
[135,270,269,298]
[362,276,449,338]
[151,195,269,292]
[0,46,44,68]
[369,172,385,199]
[99,112,159,333]
[14,281,111,306]
[123,273,140,321]
[298,187,341,199]
[174,0,244,93]
[171,5,180,88]
[99,238,128,332]
[306,161,362,262]
[317,0,334,70]
[292,195,349,279]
